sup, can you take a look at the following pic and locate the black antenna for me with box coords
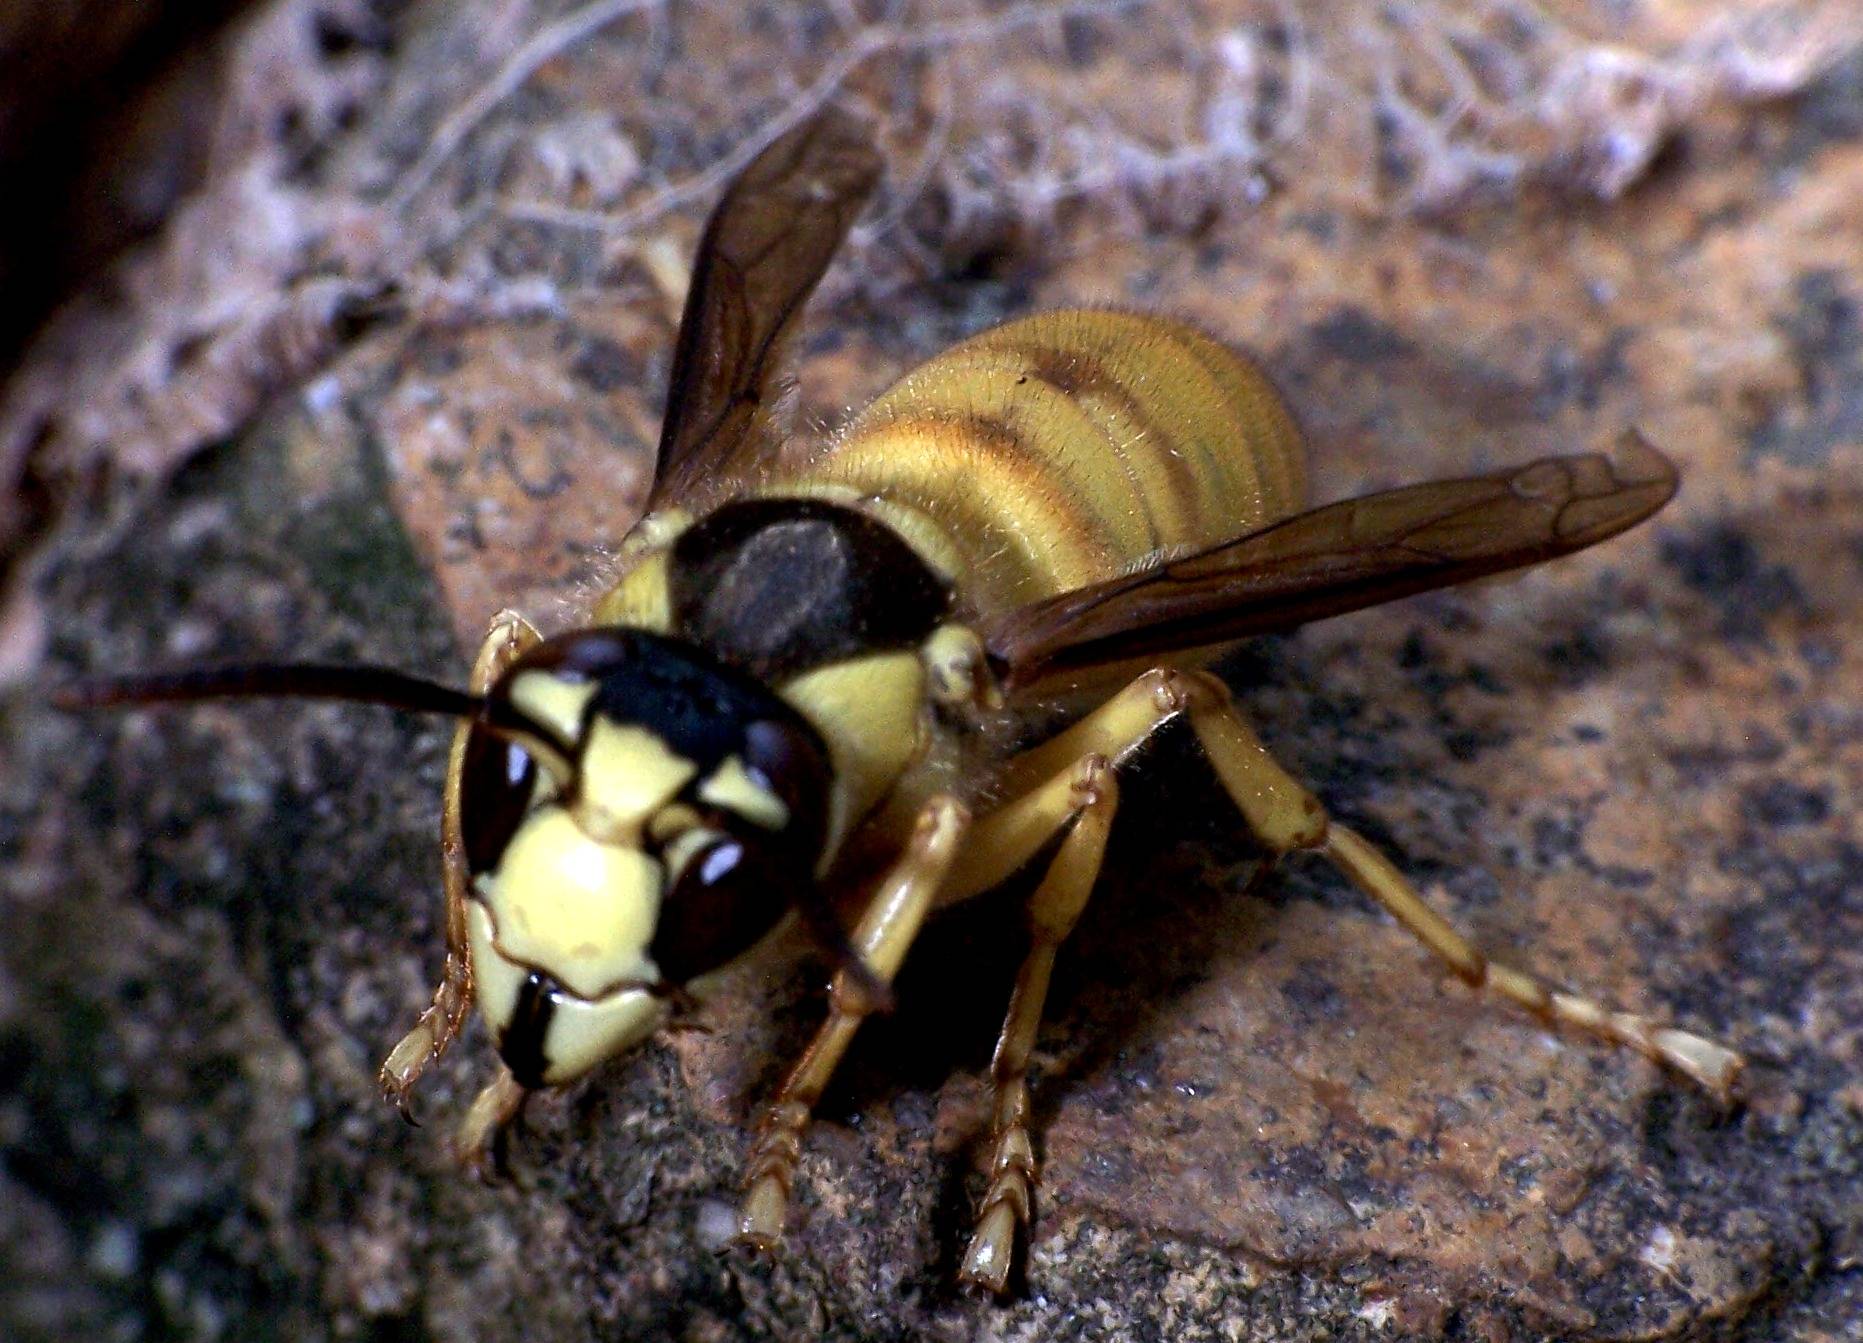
[53,663,486,720]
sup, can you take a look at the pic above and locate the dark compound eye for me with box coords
[459,726,538,875]
[649,835,797,984]
[741,718,830,855]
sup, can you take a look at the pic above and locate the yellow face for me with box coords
[467,900,669,1089]
[461,631,835,1089]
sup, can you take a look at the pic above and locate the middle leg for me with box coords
[952,752,1118,1294]
[938,669,1241,1292]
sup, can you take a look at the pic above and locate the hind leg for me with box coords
[973,666,1741,1098]
[1163,669,1743,1098]
[1311,824,1742,1097]
[378,610,540,1113]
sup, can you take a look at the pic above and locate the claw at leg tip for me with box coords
[736,1177,788,1251]
[1656,1028,1745,1102]
[958,1203,1018,1296]
[377,1061,422,1127]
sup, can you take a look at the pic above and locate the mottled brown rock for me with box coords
[3,3,1861,1341]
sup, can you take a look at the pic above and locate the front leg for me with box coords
[378,610,540,1112]
[736,796,970,1249]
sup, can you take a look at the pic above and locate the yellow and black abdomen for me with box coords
[787,309,1307,617]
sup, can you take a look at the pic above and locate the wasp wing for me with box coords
[983,432,1678,693]
[648,110,882,508]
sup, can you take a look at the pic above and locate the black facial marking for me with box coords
[490,628,833,861]
[669,498,952,679]
[499,971,559,1091]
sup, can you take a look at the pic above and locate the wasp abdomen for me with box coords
[800,310,1308,616]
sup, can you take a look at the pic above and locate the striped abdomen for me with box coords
[782,309,1308,616]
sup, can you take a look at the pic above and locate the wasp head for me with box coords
[464,628,832,1088]
[56,625,835,1092]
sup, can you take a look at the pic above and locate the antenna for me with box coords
[53,663,485,720]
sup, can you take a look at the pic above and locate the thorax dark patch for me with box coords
[669,498,952,679]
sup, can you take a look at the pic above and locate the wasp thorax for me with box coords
[460,629,831,1087]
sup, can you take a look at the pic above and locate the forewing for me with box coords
[649,110,882,507]
[984,432,1678,693]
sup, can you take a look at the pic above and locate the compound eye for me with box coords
[649,835,794,984]
[741,719,831,854]
[459,726,540,875]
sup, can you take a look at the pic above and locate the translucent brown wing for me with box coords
[649,109,882,507]
[983,432,1678,693]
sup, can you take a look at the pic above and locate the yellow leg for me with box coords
[452,1064,527,1180]
[378,610,540,1112]
[1315,825,1743,1097]
[942,671,1271,1290]
[930,672,1291,1291]
[959,666,1739,1098]
[736,795,970,1250]
[1158,667,1742,1100]
[963,664,1744,1285]
[956,753,1118,1294]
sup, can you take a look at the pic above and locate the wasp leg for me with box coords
[1152,668,1742,1101]
[379,610,542,1114]
[933,669,1273,1292]
[1311,824,1742,1098]
[967,666,1740,1096]
[938,753,1117,1295]
[736,796,970,1251]
[452,1064,528,1181]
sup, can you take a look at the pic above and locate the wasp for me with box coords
[61,110,1742,1294]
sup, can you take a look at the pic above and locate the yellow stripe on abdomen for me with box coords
[783,310,1307,615]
